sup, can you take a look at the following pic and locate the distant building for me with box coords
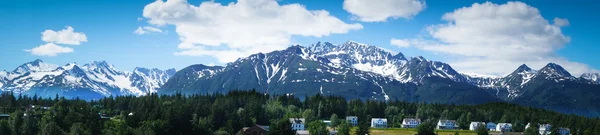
[539,124,552,135]
[371,118,388,128]
[526,123,552,135]
[486,122,497,131]
[558,127,570,135]
[346,116,358,126]
[323,120,332,126]
[496,123,512,132]
[289,118,306,131]
[0,114,9,119]
[296,130,309,135]
[469,122,486,130]
[401,118,421,128]
[437,120,459,130]
[242,125,269,135]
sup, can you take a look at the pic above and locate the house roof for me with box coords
[439,120,457,123]
[470,122,485,125]
[296,130,310,135]
[402,118,421,122]
[289,118,305,124]
[371,118,388,122]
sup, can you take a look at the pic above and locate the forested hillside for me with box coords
[0,91,599,135]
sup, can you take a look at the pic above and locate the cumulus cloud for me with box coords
[142,0,363,63]
[554,17,570,27]
[390,38,411,48]
[343,0,425,22]
[41,26,87,45]
[395,1,595,76]
[25,43,74,56]
[134,26,164,35]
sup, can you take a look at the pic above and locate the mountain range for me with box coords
[0,59,175,99]
[2,41,600,116]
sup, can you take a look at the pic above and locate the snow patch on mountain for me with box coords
[581,73,600,83]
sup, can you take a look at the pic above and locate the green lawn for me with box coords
[349,127,482,135]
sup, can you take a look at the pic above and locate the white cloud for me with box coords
[343,0,425,22]
[396,1,595,76]
[41,26,87,45]
[134,26,164,35]
[554,17,570,27]
[142,0,363,63]
[390,38,411,48]
[25,43,74,56]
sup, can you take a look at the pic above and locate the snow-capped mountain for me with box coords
[0,60,175,99]
[161,41,499,104]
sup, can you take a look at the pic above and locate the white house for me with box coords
[469,122,486,131]
[346,116,358,126]
[289,118,305,131]
[558,127,570,135]
[526,123,552,135]
[496,123,512,132]
[437,120,459,130]
[539,124,552,135]
[371,118,388,128]
[401,118,421,128]
[486,122,497,131]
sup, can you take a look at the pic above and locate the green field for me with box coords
[349,127,485,135]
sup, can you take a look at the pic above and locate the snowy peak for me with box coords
[308,41,335,52]
[512,64,533,74]
[539,63,572,77]
[12,59,58,74]
[131,67,177,93]
[581,73,600,83]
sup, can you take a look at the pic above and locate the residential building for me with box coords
[323,120,332,126]
[539,124,552,135]
[401,118,421,128]
[558,128,570,135]
[295,130,309,135]
[496,123,512,132]
[437,120,459,130]
[289,118,306,131]
[469,122,486,130]
[371,118,388,128]
[525,123,552,135]
[486,122,497,131]
[346,116,358,126]
[242,125,269,135]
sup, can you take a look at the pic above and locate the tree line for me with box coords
[0,90,600,135]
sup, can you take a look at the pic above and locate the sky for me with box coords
[1,0,599,76]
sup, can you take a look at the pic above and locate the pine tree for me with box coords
[269,119,295,135]
[41,122,65,135]
[330,114,340,128]
[475,123,489,135]
[68,123,92,135]
[338,121,350,135]
[307,120,328,135]
[417,119,435,135]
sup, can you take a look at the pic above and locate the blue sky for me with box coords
[1,0,599,76]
